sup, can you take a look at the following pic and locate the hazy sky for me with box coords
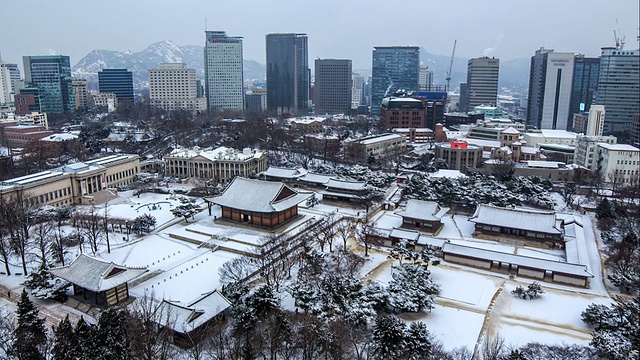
[2,0,638,71]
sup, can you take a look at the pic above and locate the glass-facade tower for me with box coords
[569,56,600,122]
[98,68,134,104]
[22,55,74,113]
[266,33,309,115]
[371,46,420,116]
[204,31,244,110]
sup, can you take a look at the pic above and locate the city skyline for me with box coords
[2,0,638,71]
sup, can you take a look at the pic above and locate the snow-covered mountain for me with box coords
[73,40,266,89]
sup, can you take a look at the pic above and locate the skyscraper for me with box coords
[204,31,244,111]
[419,66,433,91]
[371,46,420,116]
[98,68,134,104]
[569,56,600,123]
[314,59,352,115]
[0,54,20,105]
[266,33,309,115]
[466,57,499,110]
[149,63,205,113]
[594,47,640,133]
[22,55,75,113]
[72,78,89,110]
[351,73,365,109]
[526,47,575,130]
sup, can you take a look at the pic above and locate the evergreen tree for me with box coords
[595,198,614,220]
[372,315,407,359]
[75,316,99,360]
[11,289,48,360]
[52,315,80,360]
[96,308,131,360]
[404,321,432,360]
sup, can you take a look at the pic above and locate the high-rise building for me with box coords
[22,55,75,113]
[72,78,89,110]
[459,83,468,112]
[0,54,20,105]
[594,47,640,133]
[586,105,605,136]
[371,46,420,116]
[204,31,244,111]
[98,68,134,104]
[266,33,309,115]
[526,47,575,130]
[569,56,599,123]
[149,63,205,113]
[351,73,365,108]
[314,59,352,115]
[466,57,499,110]
[419,66,433,91]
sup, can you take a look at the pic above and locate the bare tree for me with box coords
[336,218,355,251]
[128,291,177,360]
[76,206,104,254]
[318,212,339,252]
[480,334,507,360]
[356,220,383,257]
[32,220,54,267]
[0,306,15,357]
[218,257,256,285]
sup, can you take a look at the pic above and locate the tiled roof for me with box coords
[50,254,148,292]
[207,177,309,213]
[469,204,561,235]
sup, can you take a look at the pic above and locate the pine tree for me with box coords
[75,316,99,360]
[372,315,407,359]
[404,321,432,360]
[11,289,48,360]
[52,315,80,360]
[96,308,131,360]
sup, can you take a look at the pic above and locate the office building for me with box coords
[569,56,599,123]
[314,59,352,115]
[371,46,420,116]
[351,73,365,108]
[419,66,433,91]
[381,97,425,130]
[204,31,244,111]
[266,33,309,115]
[149,63,205,113]
[98,68,134,104]
[574,134,617,170]
[631,113,640,147]
[594,48,640,133]
[586,105,606,136]
[526,47,575,130]
[72,78,89,110]
[459,83,468,112]
[22,55,75,113]
[245,90,267,112]
[593,143,640,184]
[466,57,499,110]
[0,64,11,105]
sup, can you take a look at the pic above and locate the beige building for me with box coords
[344,133,407,163]
[0,154,139,206]
[164,146,266,183]
[149,63,206,113]
[90,92,118,112]
[72,78,89,110]
[434,141,483,171]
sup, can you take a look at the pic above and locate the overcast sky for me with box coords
[2,0,638,70]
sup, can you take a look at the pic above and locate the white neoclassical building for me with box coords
[163,146,266,183]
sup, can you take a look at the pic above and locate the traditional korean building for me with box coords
[156,290,232,347]
[50,254,148,307]
[320,179,368,201]
[469,204,563,247]
[297,172,337,187]
[395,199,449,233]
[261,166,307,183]
[206,177,310,228]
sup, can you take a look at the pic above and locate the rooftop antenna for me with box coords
[205,18,208,32]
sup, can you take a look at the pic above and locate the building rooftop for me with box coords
[395,199,449,221]
[207,177,310,213]
[50,254,148,292]
[597,143,639,151]
[469,204,562,235]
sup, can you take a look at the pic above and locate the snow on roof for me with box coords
[524,161,563,169]
[501,127,520,134]
[207,177,310,213]
[539,130,579,138]
[263,166,307,179]
[520,146,538,154]
[298,172,336,185]
[167,146,263,161]
[157,290,231,333]
[442,242,593,278]
[86,154,137,166]
[326,179,367,191]
[395,199,449,221]
[429,169,467,179]
[469,204,561,235]
[50,254,148,292]
[597,143,639,151]
[389,228,421,241]
[289,116,327,124]
[354,133,405,145]
[41,133,79,142]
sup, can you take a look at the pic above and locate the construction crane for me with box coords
[446,40,457,93]
[614,18,626,50]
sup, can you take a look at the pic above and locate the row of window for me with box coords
[28,186,72,206]
[616,159,638,165]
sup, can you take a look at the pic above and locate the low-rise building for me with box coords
[164,146,266,183]
[0,124,53,147]
[593,143,640,184]
[391,128,434,143]
[381,97,426,130]
[0,154,140,206]
[344,133,406,163]
[320,179,368,201]
[469,204,563,247]
[289,117,326,134]
[395,199,449,233]
[434,141,483,171]
[574,134,617,170]
[206,177,309,229]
